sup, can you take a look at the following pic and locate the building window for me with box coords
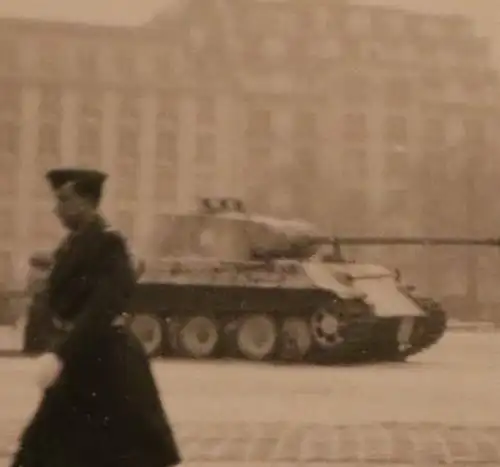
[156,130,178,166]
[38,42,64,75]
[154,165,177,204]
[113,49,136,79]
[293,110,318,142]
[346,8,371,34]
[461,38,488,65]
[38,87,62,119]
[311,38,341,60]
[77,123,101,167]
[196,95,216,127]
[340,38,364,62]
[115,163,139,202]
[195,133,216,166]
[384,147,410,180]
[311,6,330,32]
[154,50,171,81]
[195,169,215,198]
[157,93,179,127]
[116,126,140,201]
[423,118,446,147]
[420,17,442,38]
[247,143,272,171]
[385,116,408,144]
[343,148,368,180]
[459,71,483,96]
[364,41,392,62]
[261,36,287,60]
[38,122,60,159]
[342,113,368,143]
[405,14,424,37]
[249,185,271,214]
[79,91,103,120]
[75,45,99,77]
[421,72,445,94]
[189,26,207,50]
[385,77,412,107]
[293,145,316,173]
[247,108,272,138]
[0,83,21,117]
[117,126,140,162]
[117,94,141,122]
[342,74,371,104]
[0,121,20,155]
[382,188,409,219]
[443,16,470,38]
[462,118,486,143]
[269,187,293,216]
[385,12,406,36]
[115,210,135,240]
[0,40,18,71]
[334,188,368,233]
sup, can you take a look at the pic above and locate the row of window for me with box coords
[1,68,496,119]
[0,114,489,166]
[246,111,488,146]
[0,87,217,125]
[0,38,181,83]
[2,94,489,150]
[251,4,472,41]
[0,120,212,162]
[0,10,480,79]
[254,32,487,69]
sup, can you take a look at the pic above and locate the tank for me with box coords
[124,198,455,364]
[21,198,498,364]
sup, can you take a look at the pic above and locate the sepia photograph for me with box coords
[0,0,498,465]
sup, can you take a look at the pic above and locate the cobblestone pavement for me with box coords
[0,421,499,465]
[0,331,499,465]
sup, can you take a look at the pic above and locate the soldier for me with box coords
[10,168,181,467]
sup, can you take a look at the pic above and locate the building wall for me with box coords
[0,2,499,313]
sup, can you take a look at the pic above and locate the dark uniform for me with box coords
[11,169,181,467]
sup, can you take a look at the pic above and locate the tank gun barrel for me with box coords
[328,237,500,247]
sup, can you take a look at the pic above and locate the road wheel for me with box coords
[279,316,312,361]
[178,315,220,359]
[236,314,277,361]
[310,308,344,349]
[129,313,165,357]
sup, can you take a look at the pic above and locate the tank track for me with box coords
[20,291,447,365]
[404,298,447,357]
[358,298,447,363]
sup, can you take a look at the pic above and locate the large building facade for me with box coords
[1,0,500,316]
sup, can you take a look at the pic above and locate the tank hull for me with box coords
[20,281,447,364]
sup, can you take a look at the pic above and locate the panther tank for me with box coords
[125,198,452,364]
[21,198,497,364]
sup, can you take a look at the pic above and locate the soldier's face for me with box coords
[54,183,89,230]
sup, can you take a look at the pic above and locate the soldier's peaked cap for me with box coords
[46,168,108,203]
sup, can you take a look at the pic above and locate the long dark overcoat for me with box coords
[10,218,182,467]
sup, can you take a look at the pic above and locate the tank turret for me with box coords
[152,197,336,262]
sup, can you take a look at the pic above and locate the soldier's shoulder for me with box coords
[102,225,124,238]
[101,226,129,247]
